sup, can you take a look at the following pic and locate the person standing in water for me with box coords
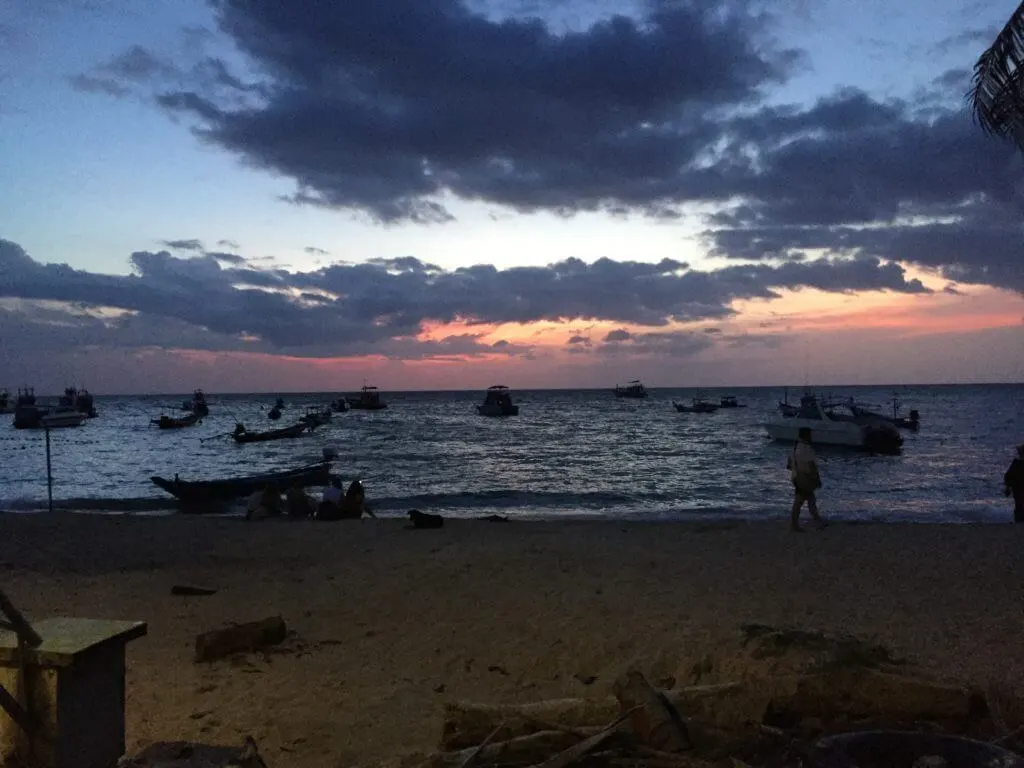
[787,427,826,532]
[1004,445,1024,523]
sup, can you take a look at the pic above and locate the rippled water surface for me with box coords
[1,385,1021,522]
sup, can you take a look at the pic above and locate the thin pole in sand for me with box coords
[44,425,53,514]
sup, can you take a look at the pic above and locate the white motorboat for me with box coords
[36,410,88,429]
[764,395,903,454]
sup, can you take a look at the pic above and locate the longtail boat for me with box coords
[151,412,202,429]
[150,460,332,503]
[232,422,308,444]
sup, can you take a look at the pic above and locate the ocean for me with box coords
[1,385,1021,522]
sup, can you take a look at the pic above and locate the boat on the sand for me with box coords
[150,460,333,503]
[151,412,202,429]
[232,422,309,443]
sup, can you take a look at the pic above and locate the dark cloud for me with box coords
[95,0,801,222]
[304,246,329,256]
[160,238,205,251]
[696,88,1024,295]
[0,238,932,360]
[604,329,633,342]
[204,251,246,265]
[567,334,591,346]
[217,238,241,249]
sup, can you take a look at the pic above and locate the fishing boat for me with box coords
[673,397,719,413]
[181,389,209,417]
[10,388,42,428]
[478,385,519,416]
[232,422,309,443]
[614,380,648,398]
[329,398,350,413]
[275,397,285,410]
[0,390,9,415]
[268,406,282,420]
[150,459,333,503]
[764,396,903,454]
[59,386,97,417]
[346,384,388,410]
[719,395,746,408]
[301,406,333,427]
[151,412,202,429]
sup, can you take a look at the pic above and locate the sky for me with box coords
[0,0,1022,394]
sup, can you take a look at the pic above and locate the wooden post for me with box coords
[44,427,53,514]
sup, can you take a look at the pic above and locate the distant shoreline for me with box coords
[9,381,1024,398]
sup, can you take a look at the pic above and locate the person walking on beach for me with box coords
[787,427,826,532]
[1004,445,1024,523]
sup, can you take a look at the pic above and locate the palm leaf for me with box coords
[969,0,1024,150]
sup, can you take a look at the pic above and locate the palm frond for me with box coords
[969,0,1024,151]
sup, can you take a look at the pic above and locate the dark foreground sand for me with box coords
[1,514,1022,767]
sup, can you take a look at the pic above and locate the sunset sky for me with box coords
[1,0,1022,393]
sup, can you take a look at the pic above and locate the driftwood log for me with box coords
[118,736,268,767]
[194,617,287,663]
[613,671,692,752]
[424,731,589,768]
[441,671,986,750]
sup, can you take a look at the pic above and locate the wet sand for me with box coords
[1,513,1022,767]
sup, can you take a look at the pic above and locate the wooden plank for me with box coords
[0,618,147,667]
[0,590,41,648]
[0,681,32,733]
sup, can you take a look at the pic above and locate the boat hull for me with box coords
[347,402,388,410]
[233,423,307,443]
[152,413,201,429]
[40,412,88,428]
[151,461,332,504]
[765,417,902,454]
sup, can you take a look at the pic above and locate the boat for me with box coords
[614,380,648,398]
[39,411,88,429]
[719,395,746,408]
[275,397,285,410]
[673,397,719,414]
[329,398,350,413]
[0,390,9,414]
[59,386,97,417]
[10,388,43,428]
[15,387,36,408]
[848,394,920,431]
[268,406,282,420]
[151,412,202,429]
[13,406,88,429]
[150,459,333,503]
[182,389,209,417]
[301,406,333,427]
[232,422,309,443]
[346,384,388,410]
[764,395,903,454]
[478,385,519,416]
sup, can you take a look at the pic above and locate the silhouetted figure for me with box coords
[286,478,315,519]
[316,479,344,520]
[1005,445,1024,523]
[787,427,826,532]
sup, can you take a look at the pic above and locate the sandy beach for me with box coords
[1,514,1023,767]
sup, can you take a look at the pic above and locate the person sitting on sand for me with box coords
[339,480,376,520]
[787,427,826,532]
[286,478,315,519]
[317,479,344,521]
[246,484,281,521]
[1004,445,1024,523]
